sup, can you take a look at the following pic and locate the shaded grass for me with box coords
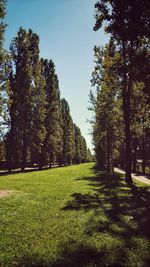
[0,163,150,267]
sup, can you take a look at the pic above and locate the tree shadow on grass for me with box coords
[65,165,150,234]
[61,165,150,266]
[17,243,121,267]
[14,165,150,267]
[17,244,110,267]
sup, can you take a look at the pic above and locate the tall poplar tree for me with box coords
[61,98,75,165]
[0,0,6,63]
[30,60,47,169]
[80,136,88,163]
[42,59,63,167]
[74,124,82,164]
[7,28,41,171]
[91,42,124,174]
[0,0,7,139]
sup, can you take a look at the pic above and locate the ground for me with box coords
[0,163,150,267]
[0,190,14,198]
[114,168,150,185]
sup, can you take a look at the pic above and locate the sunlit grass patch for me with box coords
[0,163,150,267]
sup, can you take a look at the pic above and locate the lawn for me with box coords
[0,163,150,267]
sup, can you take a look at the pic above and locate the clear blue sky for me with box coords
[4,0,108,151]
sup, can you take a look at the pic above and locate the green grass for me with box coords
[0,163,150,267]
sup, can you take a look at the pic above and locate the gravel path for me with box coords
[114,168,150,185]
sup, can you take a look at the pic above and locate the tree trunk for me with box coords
[142,129,145,174]
[8,160,12,173]
[107,133,114,175]
[110,141,114,175]
[122,40,133,185]
[6,131,13,172]
[125,122,132,183]
[39,153,43,170]
[49,160,52,168]
[21,134,27,172]
[132,141,137,173]
[107,134,110,174]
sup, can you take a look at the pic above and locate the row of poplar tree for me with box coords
[90,0,150,184]
[0,1,93,171]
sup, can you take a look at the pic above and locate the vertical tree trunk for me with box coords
[21,134,27,171]
[122,40,133,185]
[7,134,12,173]
[49,160,52,168]
[107,133,110,174]
[7,151,12,173]
[120,146,125,169]
[107,133,114,175]
[110,141,114,175]
[39,152,43,170]
[142,128,145,174]
[132,140,137,173]
[124,119,132,183]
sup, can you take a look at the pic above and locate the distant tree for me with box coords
[86,148,93,162]
[74,124,82,164]
[61,98,75,165]
[30,60,47,170]
[91,42,124,175]
[74,124,93,164]
[42,59,63,168]
[80,136,88,163]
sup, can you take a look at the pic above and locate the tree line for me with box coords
[0,1,93,172]
[90,0,150,184]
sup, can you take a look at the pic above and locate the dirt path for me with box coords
[0,190,14,198]
[114,168,150,185]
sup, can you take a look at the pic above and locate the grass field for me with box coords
[0,163,150,267]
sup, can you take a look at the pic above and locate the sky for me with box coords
[4,0,108,151]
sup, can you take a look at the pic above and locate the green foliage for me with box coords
[86,148,93,162]
[30,59,47,167]
[74,124,82,164]
[61,98,75,165]
[6,28,43,170]
[3,26,90,170]
[92,0,150,181]
[74,124,90,164]
[0,0,6,55]
[91,42,124,174]
[41,59,63,167]
[0,3,91,170]
[0,0,9,150]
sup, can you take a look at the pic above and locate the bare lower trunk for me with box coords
[107,134,110,174]
[132,141,137,173]
[122,40,133,185]
[49,161,52,168]
[142,131,145,174]
[39,153,43,170]
[125,124,132,184]
[107,133,114,176]
[110,142,114,175]
[21,135,27,171]
[124,86,132,184]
